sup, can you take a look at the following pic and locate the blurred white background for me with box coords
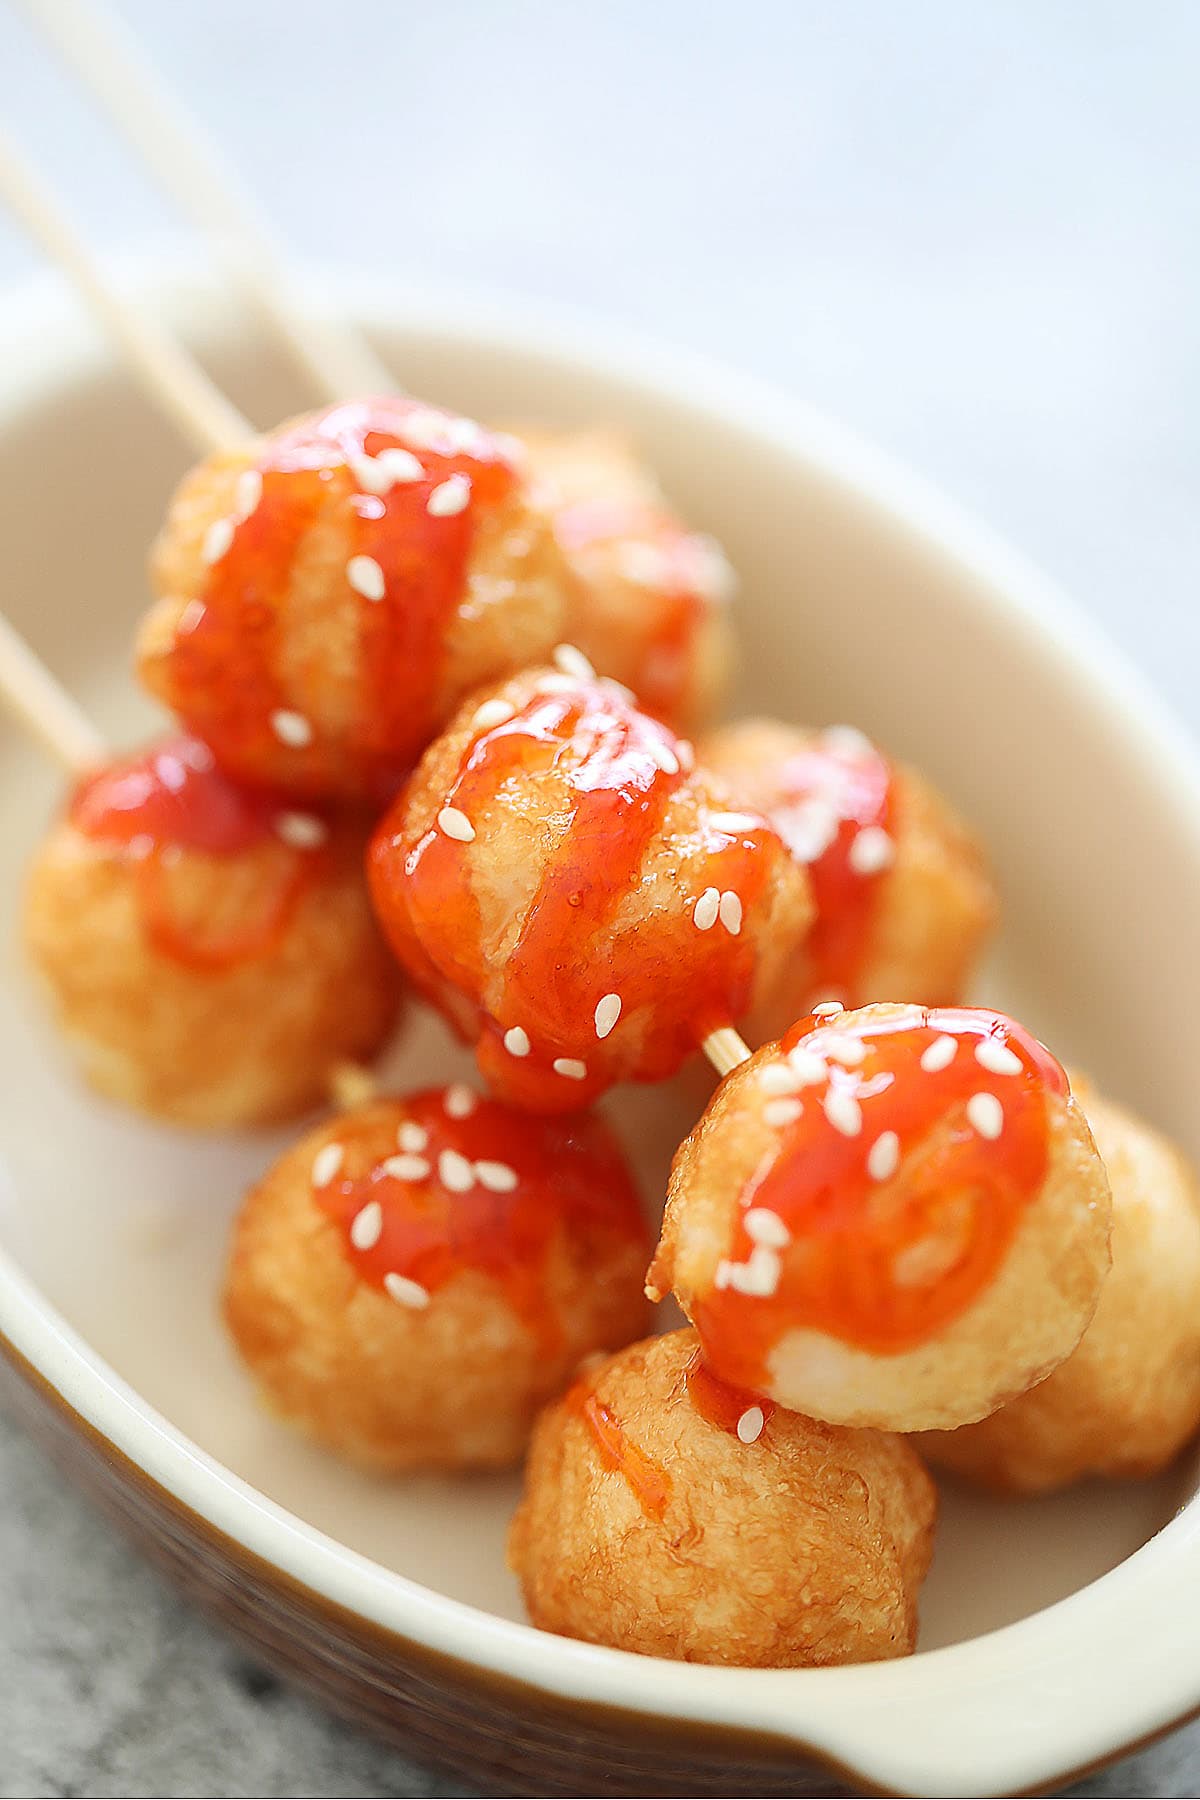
[1,4,1198,1795]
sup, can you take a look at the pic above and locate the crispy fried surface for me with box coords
[369,669,813,1108]
[508,1330,936,1666]
[24,819,399,1127]
[139,426,568,798]
[921,1080,1200,1490]
[223,1099,651,1472]
[517,428,734,731]
[652,1005,1111,1431]
[700,719,997,1035]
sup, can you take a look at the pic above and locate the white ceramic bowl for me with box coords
[2,267,1200,1797]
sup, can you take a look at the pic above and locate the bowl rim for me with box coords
[3,258,1200,1797]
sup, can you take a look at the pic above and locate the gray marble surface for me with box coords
[1,2,1199,1794]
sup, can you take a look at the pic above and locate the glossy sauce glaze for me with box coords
[167,397,519,797]
[692,1006,1070,1382]
[762,731,895,1001]
[567,1345,777,1520]
[370,674,782,1110]
[567,1378,673,1520]
[314,1089,647,1355]
[553,497,722,723]
[69,735,326,970]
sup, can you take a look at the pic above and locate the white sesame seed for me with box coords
[777,795,840,864]
[975,1038,1023,1077]
[594,993,622,1039]
[552,643,595,680]
[616,541,674,587]
[381,1154,431,1181]
[720,1245,781,1297]
[921,1034,958,1073]
[719,891,743,936]
[821,725,874,760]
[535,672,577,695]
[786,1045,831,1087]
[647,737,680,776]
[824,1088,863,1137]
[693,887,720,931]
[736,1406,765,1444]
[439,1148,476,1192]
[234,469,262,521]
[397,1122,429,1152]
[350,1201,383,1250]
[475,1159,519,1193]
[967,1092,1005,1140]
[437,806,475,843]
[708,811,760,834]
[820,1031,866,1067]
[270,709,313,748]
[384,1272,429,1309]
[867,1131,900,1182]
[347,553,386,601]
[311,1142,344,1188]
[350,447,423,493]
[848,825,895,877]
[201,516,235,564]
[813,1001,844,1017]
[744,1208,791,1248]
[764,1098,804,1128]
[443,1083,476,1119]
[274,810,328,850]
[472,697,516,731]
[759,1062,802,1096]
[676,739,695,772]
[427,473,471,516]
[504,1026,531,1058]
[553,1058,588,1081]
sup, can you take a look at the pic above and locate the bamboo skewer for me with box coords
[0,613,104,774]
[0,126,247,455]
[0,14,754,1084]
[15,0,394,401]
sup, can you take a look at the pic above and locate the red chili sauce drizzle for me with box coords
[315,1089,646,1357]
[167,398,518,797]
[765,735,895,1001]
[377,677,778,1109]
[692,1006,1070,1384]
[69,734,323,970]
[553,498,719,723]
[682,1346,776,1438]
[566,1377,672,1520]
[567,1348,775,1521]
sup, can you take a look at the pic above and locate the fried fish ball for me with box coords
[23,735,399,1127]
[920,1078,1200,1491]
[517,428,735,729]
[700,719,996,1035]
[368,664,814,1112]
[508,1330,937,1667]
[648,1004,1111,1432]
[138,397,569,800]
[223,1088,651,1471]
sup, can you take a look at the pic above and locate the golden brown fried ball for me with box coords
[139,397,569,800]
[700,719,996,1036]
[517,428,735,730]
[23,736,399,1127]
[508,1330,937,1666]
[368,665,814,1111]
[649,1004,1111,1432]
[223,1090,651,1471]
[921,1077,1200,1491]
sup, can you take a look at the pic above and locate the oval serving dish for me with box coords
[2,267,1200,1798]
